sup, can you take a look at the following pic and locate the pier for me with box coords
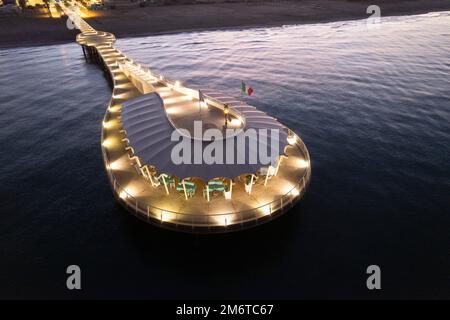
[62,5,311,233]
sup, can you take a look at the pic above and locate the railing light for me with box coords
[109,160,121,170]
[161,211,172,222]
[261,205,271,216]
[102,139,113,148]
[297,159,310,168]
[287,135,296,145]
[119,190,127,199]
[102,120,113,129]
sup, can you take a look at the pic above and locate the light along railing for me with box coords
[116,59,246,127]
[101,52,311,226]
[101,131,311,232]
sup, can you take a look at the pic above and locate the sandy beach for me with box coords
[1,0,450,49]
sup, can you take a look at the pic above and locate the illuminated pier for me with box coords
[62,5,311,233]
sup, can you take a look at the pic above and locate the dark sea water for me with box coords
[0,12,449,299]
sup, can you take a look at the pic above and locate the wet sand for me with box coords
[1,0,450,49]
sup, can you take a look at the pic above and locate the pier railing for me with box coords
[116,59,246,125]
[102,132,311,232]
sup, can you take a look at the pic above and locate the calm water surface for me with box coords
[0,12,449,298]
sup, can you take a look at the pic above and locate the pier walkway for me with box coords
[61,4,311,232]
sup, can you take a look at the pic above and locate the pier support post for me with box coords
[81,45,87,62]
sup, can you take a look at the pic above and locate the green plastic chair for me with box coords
[176,181,197,197]
[208,180,225,192]
[159,175,175,188]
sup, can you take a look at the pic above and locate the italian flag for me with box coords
[241,81,253,96]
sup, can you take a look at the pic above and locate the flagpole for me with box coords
[198,90,203,115]
[240,80,253,114]
[241,80,245,114]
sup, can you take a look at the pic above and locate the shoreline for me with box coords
[1,0,450,50]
